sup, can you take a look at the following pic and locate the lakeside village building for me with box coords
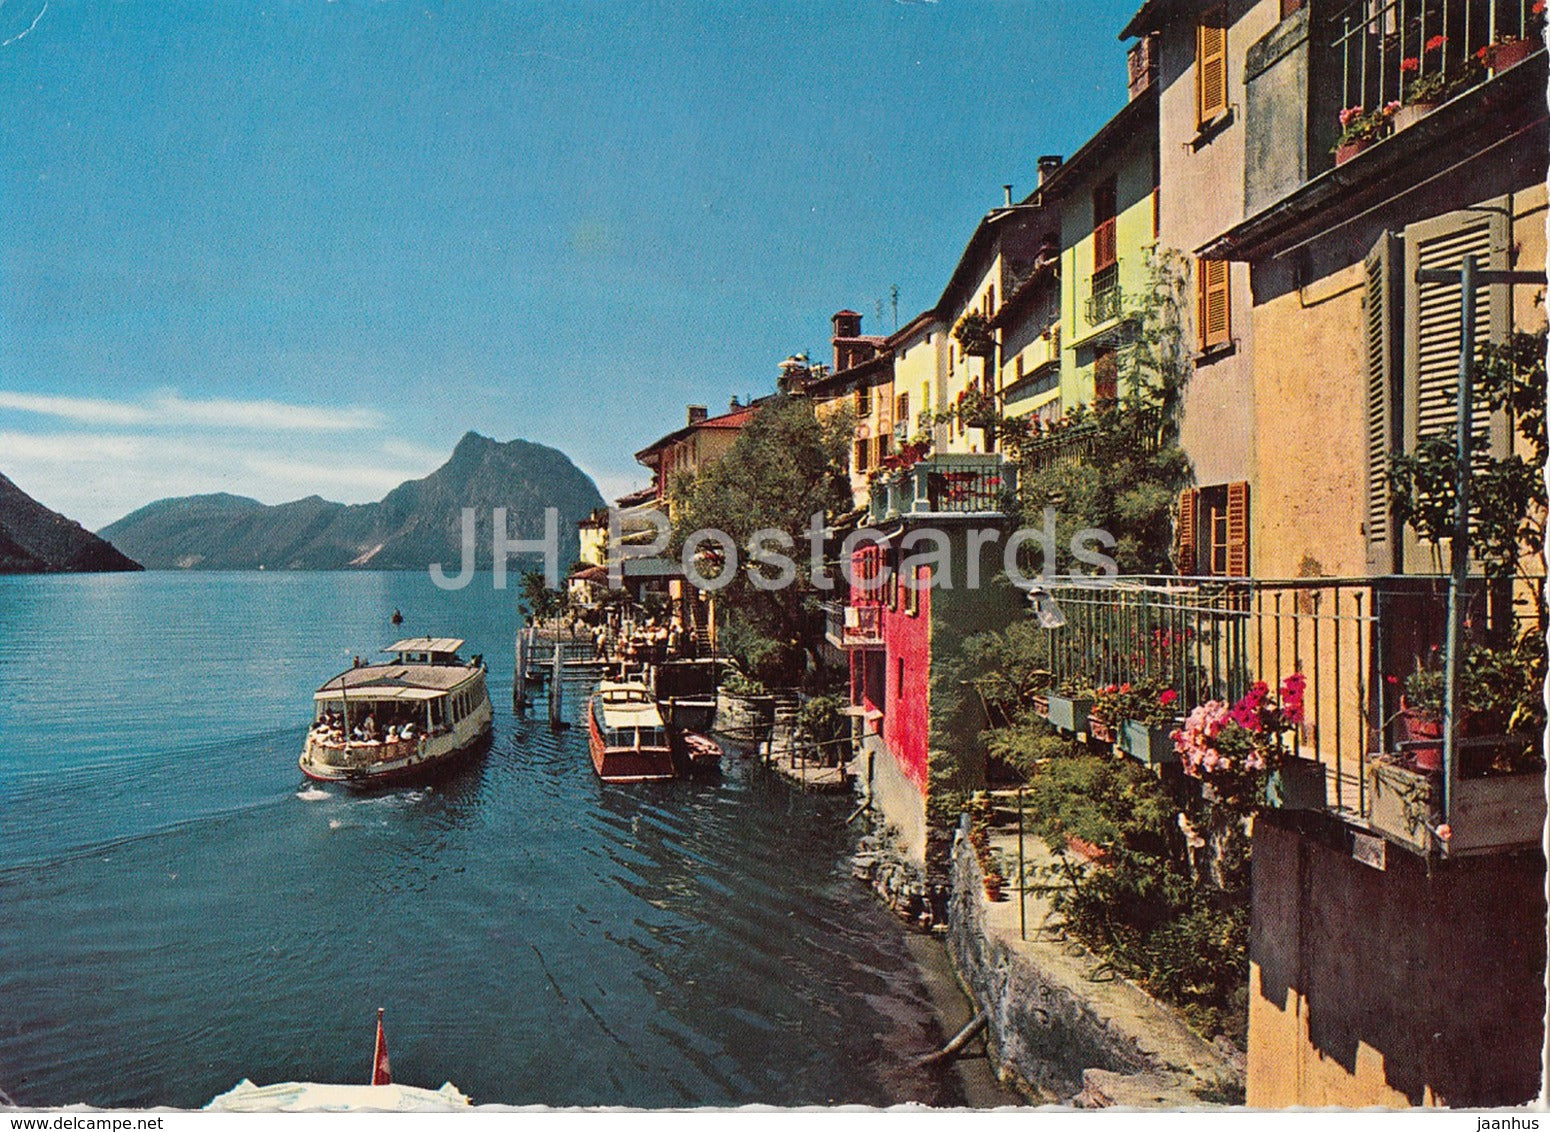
[571,0,1548,1108]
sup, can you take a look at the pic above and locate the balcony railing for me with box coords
[1085,281,1124,326]
[1030,575,1543,855]
[839,603,883,648]
[1329,0,1540,124]
[1015,409,1165,476]
[868,454,1017,524]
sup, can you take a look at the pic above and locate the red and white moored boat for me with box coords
[587,680,676,783]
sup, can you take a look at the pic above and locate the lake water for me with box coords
[0,572,964,1108]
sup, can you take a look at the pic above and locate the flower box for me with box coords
[1031,693,1050,719]
[1046,694,1093,735]
[1263,756,1326,811]
[1367,762,1546,856]
[1486,38,1536,72]
[1119,719,1178,766]
[1391,101,1437,132]
[1087,716,1116,745]
[1335,138,1372,165]
[1368,762,1443,853]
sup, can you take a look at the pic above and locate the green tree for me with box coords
[1010,249,1193,574]
[669,395,854,685]
[518,568,568,625]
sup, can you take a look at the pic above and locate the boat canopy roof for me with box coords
[314,685,444,703]
[596,685,665,730]
[317,663,480,696]
[386,637,465,656]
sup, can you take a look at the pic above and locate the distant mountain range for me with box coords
[0,473,142,574]
[98,432,605,571]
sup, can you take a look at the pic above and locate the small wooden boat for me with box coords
[300,637,492,785]
[587,680,676,783]
[676,730,724,774]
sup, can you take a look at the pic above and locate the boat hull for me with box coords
[300,705,493,787]
[587,696,676,783]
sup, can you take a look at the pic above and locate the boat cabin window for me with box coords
[606,726,665,748]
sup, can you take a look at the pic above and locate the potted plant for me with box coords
[1170,674,1323,812]
[1478,6,1543,72]
[1366,755,1446,854]
[1085,692,1117,746]
[1094,680,1182,766]
[1377,333,1548,854]
[983,869,1006,901]
[952,310,995,358]
[1391,35,1453,129]
[1332,104,1387,163]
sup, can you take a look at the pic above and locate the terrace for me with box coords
[1024,574,1544,858]
[1328,0,1541,121]
[867,453,1017,524]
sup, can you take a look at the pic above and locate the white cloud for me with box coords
[0,392,151,426]
[0,428,440,530]
[0,389,386,433]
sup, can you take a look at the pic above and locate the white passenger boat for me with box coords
[300,637,492,785]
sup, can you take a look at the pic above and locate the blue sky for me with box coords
[1,0,1141,528]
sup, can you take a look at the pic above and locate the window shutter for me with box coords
[1225,481,1250,577]
[1403,201,1510,453]
[1364,231,1402,573]
[1197,13,1228,124]
[1198,259,1232,349]
[1176,488,1199,575]
[1093,181,1118,273]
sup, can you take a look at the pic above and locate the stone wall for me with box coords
[945,822,1244,1105]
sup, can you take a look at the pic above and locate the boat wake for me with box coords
[296,787,331,802]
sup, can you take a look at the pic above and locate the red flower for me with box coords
[1476,45,1492,60]
[1400,56,1420,72]
[1534,1,1545,15]
[1159,689,1179,706]
[1425,34,1448,52]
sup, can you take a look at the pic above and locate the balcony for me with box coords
[1328,0,1539,131]
[1029,574,1544,858]
[867,454,1017,524]
[836,603,883,648]
[1084,280,1124,326]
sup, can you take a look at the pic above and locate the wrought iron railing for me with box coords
[1031,574,1536,825]
[1085,279,1124,326]
[1014,409,1165,477]
[841,603,884,647]
[868,454,1017,523]
[1328,0,1540,122]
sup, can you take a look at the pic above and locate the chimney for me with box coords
[1038,155,1063,185]
[729,396,741,411]
[687,404,708,425]
[831,309,863,371]
[1003,184,1013,207]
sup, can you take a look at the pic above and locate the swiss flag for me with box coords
[371,1007,392,1086]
